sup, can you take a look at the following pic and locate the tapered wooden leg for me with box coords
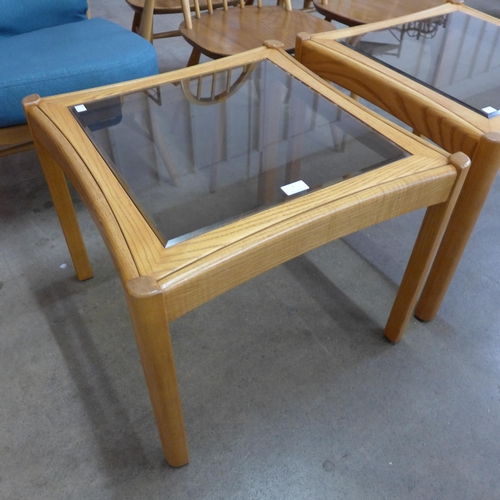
[415,132,500,321]
[131,12,141,34]
[34,137,93,281]
[187,48,201,67]
[384,152,470,343]
[125,276,189,467]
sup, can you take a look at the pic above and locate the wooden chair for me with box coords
[179,0,335,65]
[0,0,157,158]
[126,0,242,41]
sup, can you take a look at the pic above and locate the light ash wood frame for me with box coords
[178,0,335,65]
[24,45,468,466]
[296,2,500,332]
[0,0,156,158]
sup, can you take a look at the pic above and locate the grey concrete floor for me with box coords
[2,1,500,498]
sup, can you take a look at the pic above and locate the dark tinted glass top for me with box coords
[71,60,407,247]
[341,11,500,118]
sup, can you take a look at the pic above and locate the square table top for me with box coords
[26,45,454,291]
[300,2,500,134]
[70,57,411,249]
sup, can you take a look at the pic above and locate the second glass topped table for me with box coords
[296,2,500,328]
[24,44,468,466]
[341,9,500,118]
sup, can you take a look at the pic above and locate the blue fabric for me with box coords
[0,0,88,37]
[0,18,158,127]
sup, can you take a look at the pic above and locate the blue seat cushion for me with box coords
[0,0,88,37]
[0,18,158,127]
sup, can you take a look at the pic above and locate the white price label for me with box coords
[281,180,309,196]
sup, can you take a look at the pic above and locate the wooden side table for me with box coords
[296,2,500,328]
[25,44,468,466]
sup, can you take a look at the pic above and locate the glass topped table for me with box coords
[72,59,408,248]
[296,2,500,329]
[342,10,500,118]
[25,44,468,466]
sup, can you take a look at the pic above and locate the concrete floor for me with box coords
[1,1,500,498]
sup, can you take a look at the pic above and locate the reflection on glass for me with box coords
[71,60,407,247]
[341,11,500,118]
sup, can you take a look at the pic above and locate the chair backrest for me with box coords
[0,0,89,37]
[181,0,292,28]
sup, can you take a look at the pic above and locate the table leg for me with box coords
[34,137,93,281]
[125,276,189,467]
[415,132,500,321]
[384,152,469,342]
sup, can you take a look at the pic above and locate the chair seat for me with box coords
[179,6,335,59]
[0,17,158,127]
[313,0,443,26]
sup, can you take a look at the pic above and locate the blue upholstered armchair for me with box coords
[0,0,158,156]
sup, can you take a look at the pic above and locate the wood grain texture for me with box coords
[29,125,94,281]
[158,162,459,322]
[24,103,142,283]
[179,5,335,59]
[27,47,470,463]
[125,276,188,467]
[384,152,469,342]
[297,4,500,320]
[36,47,451,282]
[415,132,500,320]
[295,41,482,156]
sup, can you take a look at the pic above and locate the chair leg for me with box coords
[125,276,189,467]
[34,138,93,281]
[414,132,500,321]
[146,96,181,187]
[131,11,142,34]
[384,152,469,343]
[187,48,202,67]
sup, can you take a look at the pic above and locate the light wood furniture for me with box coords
[179,0,335,65]
[25,44,468,466]
[0,0,156,159]
[296,2,500,340]
[126,0,241,41]
[0,124,34,158]
[313,0,448,26]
